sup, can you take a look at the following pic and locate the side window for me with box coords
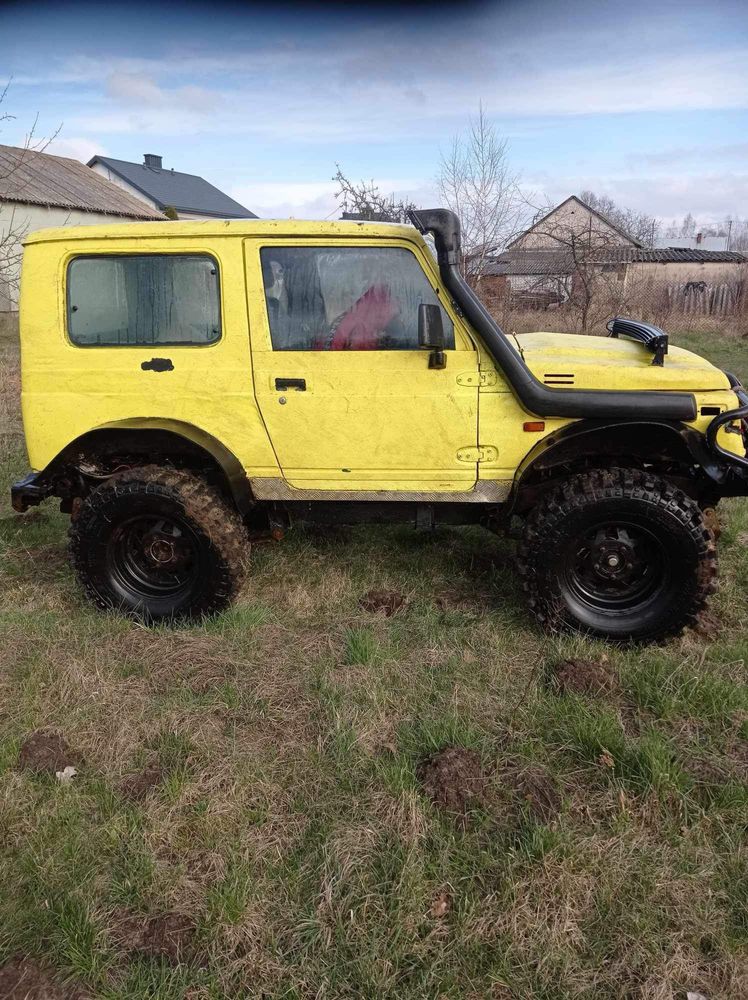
[67,254,221,346]
[260,246,455,351]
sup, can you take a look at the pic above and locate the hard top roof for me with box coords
[25,217,420,245]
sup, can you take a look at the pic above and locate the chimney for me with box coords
[143,153,162,170]
[696,232,702,244]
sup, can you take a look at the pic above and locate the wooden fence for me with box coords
[665,280,744,316]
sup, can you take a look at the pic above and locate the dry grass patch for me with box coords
[1,329,747,998]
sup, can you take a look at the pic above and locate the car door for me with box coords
[245,238,480,494]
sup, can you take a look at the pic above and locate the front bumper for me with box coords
[704,376,748,494]
[10,470,52,513]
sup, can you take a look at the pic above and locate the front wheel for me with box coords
[517,468,717,643]
[69,466,248,622]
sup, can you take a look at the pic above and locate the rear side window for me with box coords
[67,254,221,346]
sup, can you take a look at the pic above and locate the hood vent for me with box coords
[544,373,575,385]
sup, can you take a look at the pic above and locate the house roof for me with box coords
[507,195,643,250]
[483,250,573,275]
[89,155,256,219]
[596,246,747,264]
[0,143,162,219]
[484,246,747,275]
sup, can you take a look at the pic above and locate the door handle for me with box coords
[141,357,174,372]
[275,378,306,391]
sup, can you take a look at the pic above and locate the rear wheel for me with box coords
[69,466,248,622]
[517,468,717,642]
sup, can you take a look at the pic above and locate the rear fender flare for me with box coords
[40,418,253,513]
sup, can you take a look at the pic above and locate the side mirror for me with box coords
[418,303,447,370]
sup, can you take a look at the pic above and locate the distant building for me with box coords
[507,195,641,252]
[0,143,161,312]
[480,195,746,315]
[655,234,729,252]
[88,153,257,222]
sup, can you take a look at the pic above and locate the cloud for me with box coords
[106,73,223,115]
[527,169,748,223]
[56,43,748,147]
[231,178,438,219]
[628,142,748,169]
[4,0,747,226]
[231,181,339,219]
[47,135,106,163]
[11,20,748,147]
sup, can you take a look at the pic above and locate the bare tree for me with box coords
[332,165,416,224]
[0,80,61,308]
[726,217,748,252]
[437,105,523,285]
[661,213,748,251]
[579,189,660,246]
[525,201,635,333]
[664,212,698,239]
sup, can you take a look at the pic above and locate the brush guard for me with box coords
[607,317,669,367]
[705,374,748,483]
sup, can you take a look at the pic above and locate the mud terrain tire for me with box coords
[69,466,248,622]
[517,467,717,643]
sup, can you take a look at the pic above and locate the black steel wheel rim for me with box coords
[106,513,202,606]
[560,518,669,616]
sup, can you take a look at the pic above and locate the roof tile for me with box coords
[89,156,256,218]
[484,246,747,275]
[0,144,162,219]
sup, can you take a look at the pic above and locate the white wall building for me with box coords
[0,143,161,311]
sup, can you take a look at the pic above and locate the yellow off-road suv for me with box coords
[11,209,748,641]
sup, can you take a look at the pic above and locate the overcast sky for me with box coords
[1,0,746,225]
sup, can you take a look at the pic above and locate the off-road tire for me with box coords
[517,467,717,643]
[69,465,248,622]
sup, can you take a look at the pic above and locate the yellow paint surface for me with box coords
[19,218,746,488]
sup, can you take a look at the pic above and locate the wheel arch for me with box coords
[513,418,713,511]
[37,418,254,514]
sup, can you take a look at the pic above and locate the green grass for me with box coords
[670,327,747,383]
[1,327,747,998]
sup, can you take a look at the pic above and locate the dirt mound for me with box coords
[418,747,489,817]
[17,731,80,775]
[0,956,88,999]
[359,589,406,617]
[110,910,198,964]
[508,765,562,823]
[117,766,165,802]
[549,658,619,697]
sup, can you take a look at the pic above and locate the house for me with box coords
[88,153,257,222]
[508,195,640,252]
[481,196,746,315]
[0,143,162,312]
[655,234,729,252]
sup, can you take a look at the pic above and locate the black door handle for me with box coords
[275,378,306,391]
[141,357,174,372]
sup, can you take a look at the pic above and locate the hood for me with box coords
[514,332,730,392]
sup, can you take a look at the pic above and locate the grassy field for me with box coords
[0,321,746,999]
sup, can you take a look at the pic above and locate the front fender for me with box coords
[509,417,748,513]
